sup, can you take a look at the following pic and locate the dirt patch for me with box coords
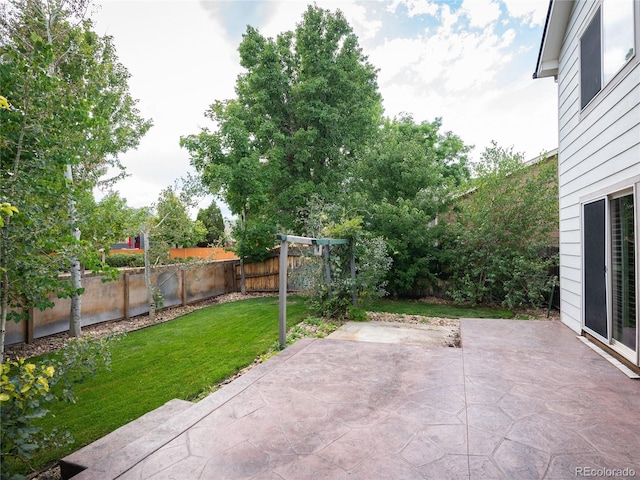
[366,311,459,327]
[364,312,460,347]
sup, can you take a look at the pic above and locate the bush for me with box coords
[441,143,559,309]
[0,335,119,479]
[105,253,145,268]
[301,219,391,319]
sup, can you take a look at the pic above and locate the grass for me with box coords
[29,296,308,471]
[361,298,514,319]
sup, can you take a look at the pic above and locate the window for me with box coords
[580,1,636,109]
[581,8,602,109]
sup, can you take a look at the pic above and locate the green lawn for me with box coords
[361,298,514,319]
[31,296,308,470]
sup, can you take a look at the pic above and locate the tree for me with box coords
[182,4,383,233]
[180,100,272,294]
[153,188,206,251]
[353,115,470,296]
[0,0,151,346]
[81,192,143,256]
[1,335,117,478]
[196,201,225,247]
[442,142,559,308]
[0,203,18,362]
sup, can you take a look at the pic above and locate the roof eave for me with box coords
[534,0,574,80]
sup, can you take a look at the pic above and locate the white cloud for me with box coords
[368,2,555,162]
[257,1,382,43]
[335,2,384,41]
[501,0,549,27]
[461,0,502,28]
[387,0,439,17]
[380,71,558,162]
[439,4,459,31]
[370,8,515,94]
[93,1,240,211]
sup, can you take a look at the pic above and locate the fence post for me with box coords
[181,268,187,306]
[27,307,35,344]
[123,272,130,320]
[351,244,357,307]
[279,240,288,349]
[324,244,331,289]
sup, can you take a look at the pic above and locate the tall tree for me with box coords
[182,4,383,233]
[0,0,151,349]
[153,188,205,252]
[180,99,272,293]
[353,115,470,296]
[196,201,225,247]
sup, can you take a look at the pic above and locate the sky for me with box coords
[91,0,558,219]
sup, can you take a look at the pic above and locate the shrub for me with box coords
[0,335,119,479]
[301,219,391,319]
[105,253,145,268]
[441,143,558,309]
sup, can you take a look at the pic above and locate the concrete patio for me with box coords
[63,319,640,479]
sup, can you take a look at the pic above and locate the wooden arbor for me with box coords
[277,234,356,349]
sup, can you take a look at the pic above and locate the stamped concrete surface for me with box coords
[67,319,640,480]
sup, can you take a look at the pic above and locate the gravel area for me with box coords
[366,311,460,327]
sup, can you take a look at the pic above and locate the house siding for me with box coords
[556,1,640,334]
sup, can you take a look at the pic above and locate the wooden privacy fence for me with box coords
[237,253,305,292]
[5,252,307,346]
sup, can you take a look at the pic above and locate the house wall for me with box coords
[556,1,640,333]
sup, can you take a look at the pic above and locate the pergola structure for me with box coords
[277,234,356,349]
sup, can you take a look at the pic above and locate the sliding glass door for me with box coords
[610,193,636,353]
[583,191,638,362]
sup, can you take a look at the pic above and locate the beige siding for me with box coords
[556,1,640,333]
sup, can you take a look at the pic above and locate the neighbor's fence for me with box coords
[109,247,239,261]
[237,252,305,292]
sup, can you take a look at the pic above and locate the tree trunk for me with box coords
[240,258,246,295]
[66,164,83,337]
[143,230,156,320]
[0,226,9,363]
[240,210,246,295]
